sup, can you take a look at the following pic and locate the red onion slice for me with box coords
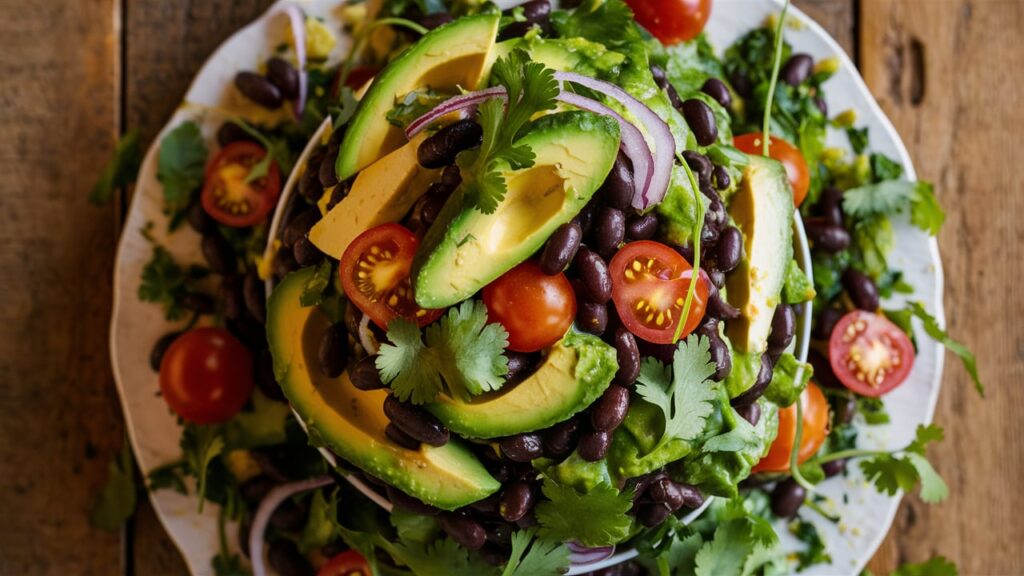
[566,542,616,565]
[283,4,308,118]
[405,87,506,139]
[357,313,379,355]
[250,476,334,576]
[493,0,531,9]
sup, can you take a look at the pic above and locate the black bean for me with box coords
[439,513,487,550]
[298,163,325,202]
[543,417,579,457]
[240,474,276,508]
[485,521,514,547]
[266,57,299,99]
[505,351,537,386]
[471,493,502,516]
[625,213,658,241]
[681,151,712,188]
[418,12,454,30]
[613,327,641,385]
[592,384,630,432]
[770,479,806,518]
[351,356,384,390]
[417,119,482,169]
[650,65,668,88]
[818,186,845,226]
[281,209,320,248]
[808,349,842,390]
[255,347,285,401]
[781,53,815,86]
[601,152,635,211]
[731,354,773,407]
[673,242,695,263]
[576,301,609,335]
[814,307,843,341]
[325,178,353,212]
[708,268,726,289]
[320,539,348,560]
[293,236,324,267]
[700,78,733,109]
[384,396,450,446]
[593,207,626,256]
[815,95,828,116]
[729,71,752,97]
[573,196,600,235]
[150,331,181,371]
[182,292,215,315]
[201,233,236,274]
[737,401,761,426]
[636,339,676,364]
[647,477,685,511]
[414,184,451,229]
[273,247,300,279]
[707,287,740,320]
[216,122,257,147]
[317,323,348,378]
[267,539,314,576]
[842,269,880,311]
[242,269,266,323]
[712,165,731,191]
[716,226,743,273]
[385,423,422,450]
[219,276,245,320]
[709,332,732,381]
[500,433,544,462]
[227,316,267,352]
[835,393,857,424]
[386,485,440,515]
[520,0,552,24]
[665,82,685,112]
[768,304,796,352]
[540,222,583,275]
[805,217,851,253]
[574,247,612,304]
[485,459,511,483]
[187,201,217,234]
[270,497,309,532]
[823,459,847,478]
[235,71,283,108]
[681,99,718,147]
[578,429,611,461]
[319,151,340,188]
[499,481,535,522]
[635,502,672,528]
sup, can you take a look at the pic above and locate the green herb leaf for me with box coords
[211,552,250,576]
[147,460,188,494]
[388,536,495,576]
[535,481,634,547]
[299,488,340,552]
[846,126,869,154]
[502,528,570,576]
[789,518,832,570]
[870,153,904,181]
[909,181,945,235]
[635,334,718,447]
[890,556,959,576]
[843,180,916,218]
[181,424,225,513]
[300,260,333,307]
[90,438,138,531]
[90,131,141,205]
[157,121,208,216]
[905,453,949,503]
[137,244,210,321]
[852,215,894,278]
[694,520,754,576]
[858,425,948,503]
[904,301,983,396]
[857,396,891,425]
[550,0,641,48]
[782,258,816,304]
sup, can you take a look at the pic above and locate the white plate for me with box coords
[109,1,945,574]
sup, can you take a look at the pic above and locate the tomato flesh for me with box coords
[733,132,810,207]
[483,261,576,353]
[318,550,371,576]
[753,381,829,473]
[609,241,709,344]
[829,310,915,397]
[159,327,254,424]
[340,223,443,329]
[625,0,713,45]
[201,141,281,228]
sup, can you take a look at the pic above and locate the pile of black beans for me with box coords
[234,57,301,110]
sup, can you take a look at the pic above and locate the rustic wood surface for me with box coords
[0,0,1019,574]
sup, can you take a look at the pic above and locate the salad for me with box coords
[94,0,984,575]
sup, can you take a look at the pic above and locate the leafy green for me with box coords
[846,126,869,154]
[300,260,333,307]
[889,556,959,576]
[457,49,558,213]
[299,488,340,552]
[790,518,832,570]
[387,88,453,128]
[694,520,752,576]
[843,179,945,236]
[211,553,249,576]
[660,35,725,95]
[764,353,812,407]
[376,300,510,403]
[90,438,138,531]
[181,424,226,512]
[782,259,816,304]
[221,391,291,449]
[635,334,718,448]
[391,508,440,544]
[852,215,894,277]
[157,121,208,216]
[137,244,210,320]
[502,528,570,576]
[871,153,904,181]
[550,0,641,48]
[903,302,983,395]
[387,536,494,576]
[535,480,634,546]
[858,396,892,425]
[90,131,141,205]
[859,424,949,503]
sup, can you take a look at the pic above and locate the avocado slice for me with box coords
[267,268,499,510]
[724,155,794,355]
[336,13,500,180]
[412,111,621,308]
[425,331,617,438]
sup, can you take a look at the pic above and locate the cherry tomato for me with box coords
[608,241,709,344]
[318,550,371,576]
[482,261,576,353]
[201,141,281,227]
[624,0,713,45]
[828,310,915,397]
[733,132,810,207]
[339,223,444,330]
[753,382,829,473]
[333,66,378,97]
[159,327,254,424]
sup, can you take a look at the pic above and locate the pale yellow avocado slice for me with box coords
[309,132,440,259]
[267,268,499,510]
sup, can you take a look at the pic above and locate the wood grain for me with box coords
[0,0,125,574]
[859,0,1024,574]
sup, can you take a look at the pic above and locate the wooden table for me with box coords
[1,0,1020,574]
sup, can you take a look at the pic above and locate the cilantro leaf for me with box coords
[550,0,641,48]
[635,334,718,447]
[535,481,634,547]
[891,556,959,576]
[300,260,333,307]
[181,424,225,513]
[376,300,510,403]
[909,181,945,235]
[157,121,208,215]
[299,488,340,552]
[502,528,570,576]
[852,215,894,278]
[904,301,983,396]
[871,153,905,181]
[694,520,753,576]
[90,131,141,205]
[211,552,249,576]
[907,423,945,454]
[860,453,921,495]
[843,179,945,236]
[846,126,869,154]
[90,438,138,531]
[789,518,832,570]
[137,244,210,321]
[388,537,494,576]
[905,453,949,503]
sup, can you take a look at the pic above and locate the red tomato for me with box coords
[828,311,915,397]
[733,132,810,207]
[201,142,281,227]
[482,261,576,353]
[625,0,713,45]
[753,382,829,473]
[318,550,371,576]
[159,327,254,424]
[608,241,709,344]
[339,223,443,330]
[332,66,378,97]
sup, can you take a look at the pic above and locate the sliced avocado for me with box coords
[412,111,621,308]
[267,268,499,510]
[425,330,617,438]
[724,155,794,355]
[336,14,500,180]
[309,132,440,260]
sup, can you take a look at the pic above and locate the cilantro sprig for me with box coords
[535,480,634,547]
[502,528,570,576]
[457,49,559,214]
[635,334,718,448]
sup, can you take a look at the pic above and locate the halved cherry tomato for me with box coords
[608,241,709,344]
[829,310,915,397]
[483,261,576,353]
[339,223,443,330]
[318,550,371,576]
[201,141,281,227]
[159,327,254,424]
[333,66,379,97]
[753,382,829,473]
[733,132,810,207]
[624,0,713,45]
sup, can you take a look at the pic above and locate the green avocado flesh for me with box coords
[425,331,618,439]
[412,111,621,309]
[724,155,794,356]
[336,13,500,180]
[267,268,499,510]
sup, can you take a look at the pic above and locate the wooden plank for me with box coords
[0,0,124,574]
[796,0,856,57]
[859,1,1024,573]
